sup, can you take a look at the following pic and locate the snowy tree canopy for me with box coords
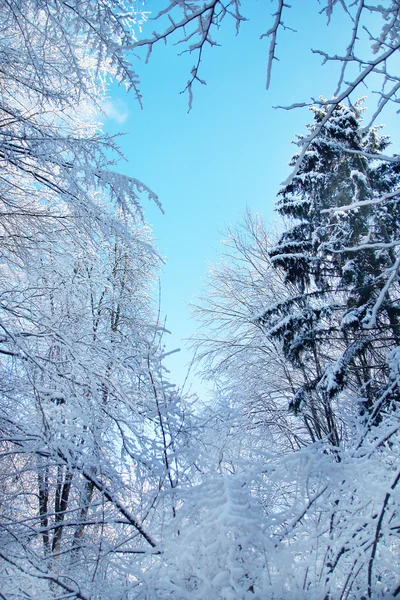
[0,2,192,598]
[1,1,400,599]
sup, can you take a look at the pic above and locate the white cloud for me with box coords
[102,99,130,124]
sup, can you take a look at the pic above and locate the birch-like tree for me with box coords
[192,210,328,450]
[0,2,193,598]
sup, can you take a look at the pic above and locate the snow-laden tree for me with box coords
[263,101,400,428]
[152,472,271,600]
[0,0,160,357]
[0,2,196,598]
[139,397,400,599]
[189,108,400,597]
[0,211,195,598]
[192,210,344,449]
[0,0,156,223]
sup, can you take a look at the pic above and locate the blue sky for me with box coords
[103,2,400,396]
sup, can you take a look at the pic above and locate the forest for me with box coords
[0,1,399,599]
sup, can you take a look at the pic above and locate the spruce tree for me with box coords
[260,100,400,437]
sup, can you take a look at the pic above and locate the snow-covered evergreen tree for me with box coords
[263,101,400,431]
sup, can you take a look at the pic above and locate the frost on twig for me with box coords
[133,0,247,107]
[260,0,294,90]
